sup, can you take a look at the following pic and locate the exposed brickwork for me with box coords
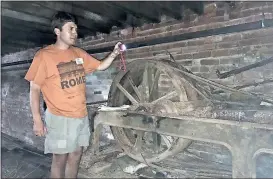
[2,1,273,150]
[78,2,273,51]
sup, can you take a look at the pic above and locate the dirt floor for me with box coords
[1,131,231,178]
[1,132,152,178]
[2,130,273,178]
[2,133,51,178]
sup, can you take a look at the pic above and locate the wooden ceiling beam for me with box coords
[152,2,183,20]
[2,29,54,45]
[2,26,54,40]
[2,22,52,35]
[33,1,108,32]
[2,16,51,33]
[106,1,161,23]
[34,1,106,23]
[2,8,50,25]
[1,1,93,36]
[2,16,89,39]
[72,1,126,27]
[2,40,39,47]
[2,2,109,33]
[182,1,204,15]
[2,1,55,20]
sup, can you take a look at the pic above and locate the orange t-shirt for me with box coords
[25,44,101,118]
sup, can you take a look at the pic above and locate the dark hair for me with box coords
[51,11,77,32]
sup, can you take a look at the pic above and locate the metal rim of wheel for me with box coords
[108,59,199,163]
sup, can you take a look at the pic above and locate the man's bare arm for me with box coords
[30,81,41,120]
[30,81,46,136]
[96,51,119,71]
[96,42,122,71]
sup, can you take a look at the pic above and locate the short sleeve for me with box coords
[76,48,101,73]
[24,51,47,87]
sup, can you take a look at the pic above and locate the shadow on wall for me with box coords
[2,69,46,151]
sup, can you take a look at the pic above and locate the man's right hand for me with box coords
[33,116,47,136]
[30,82,47,137]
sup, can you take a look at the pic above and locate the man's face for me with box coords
[56,21,78,46]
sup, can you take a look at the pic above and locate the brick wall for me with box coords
[78,1,273,96]
[2,1,273,150]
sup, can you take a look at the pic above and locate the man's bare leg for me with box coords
[50,153,68,178]
[65,147,83,178]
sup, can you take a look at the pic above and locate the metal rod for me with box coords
[216,56,273,79]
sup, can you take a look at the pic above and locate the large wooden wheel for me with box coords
[108,59,200,163]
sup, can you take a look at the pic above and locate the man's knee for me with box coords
[52,153,68,164]
[71,147,83,157]
[67,147,83,161]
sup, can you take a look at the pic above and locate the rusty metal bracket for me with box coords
[92,110,273,178]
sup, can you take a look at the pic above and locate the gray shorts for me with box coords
[44,109,91,154]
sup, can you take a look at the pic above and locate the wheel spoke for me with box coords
[141,64,150,101]
[152,132,161,153]
[149,69,160,100]
[151,91,177,104]
[147,66,154,95]
[161,135,172,149]
[116,83,139,105]
[127,75,144,102]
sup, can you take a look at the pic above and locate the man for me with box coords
[24,11,122,178]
